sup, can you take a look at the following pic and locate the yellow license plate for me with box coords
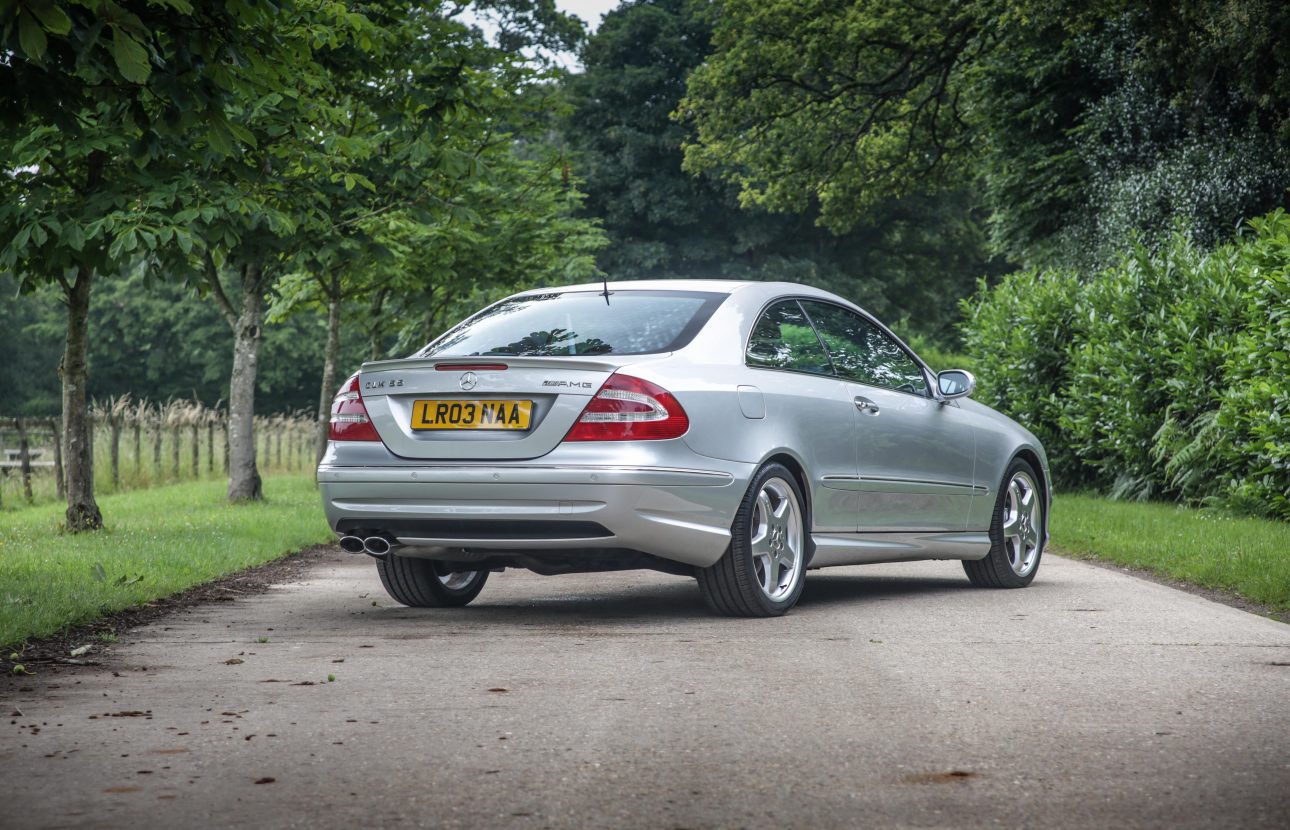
[410,399,533,431]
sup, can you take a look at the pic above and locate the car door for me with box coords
[799,300,977,532]
[744,299,859,534]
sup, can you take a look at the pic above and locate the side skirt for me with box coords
[808,531,991,568]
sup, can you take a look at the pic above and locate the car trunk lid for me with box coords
[358,355,652,460]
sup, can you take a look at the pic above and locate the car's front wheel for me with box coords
[698,463,808,617]
[377,555,489,607]
[963,458,1045,588]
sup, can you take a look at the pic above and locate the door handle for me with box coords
[854,396,880,415]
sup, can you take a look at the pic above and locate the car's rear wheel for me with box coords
[698,463,808,617]
[377,554,489,607]
[963,458,1045,588]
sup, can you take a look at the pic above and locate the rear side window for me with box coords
[745,300,833,375]
[420,290,726,357]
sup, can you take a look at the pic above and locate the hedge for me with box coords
[961,210,1290,519]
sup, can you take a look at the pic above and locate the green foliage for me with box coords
[1,273,366,414]
[963,210,1290,518]
[562,0,1000,340]
[960,266,1087,484]
[1217,213,1290,519]
[678,0,1290,267]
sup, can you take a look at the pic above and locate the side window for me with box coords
[745,300,833,375]
[800,301,929,396]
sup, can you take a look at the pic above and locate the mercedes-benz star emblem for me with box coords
[459,371,478,391]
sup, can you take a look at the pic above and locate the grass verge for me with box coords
[1050,494,1290,612]
[0,475,331,648]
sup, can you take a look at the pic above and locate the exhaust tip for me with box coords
[338,535,366,554]
[363,536,393,556]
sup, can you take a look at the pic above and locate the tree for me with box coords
[562,0,999,338]
[677,0,1290,267]
[0,0,329,528]
[266,1,602,461]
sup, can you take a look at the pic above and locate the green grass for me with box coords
[1050,494,1290,611]
[0,475,331,648]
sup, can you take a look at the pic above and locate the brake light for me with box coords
[564,373,689,441]
[328,373,381,441]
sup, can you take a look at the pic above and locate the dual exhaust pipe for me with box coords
[339,533,398,558]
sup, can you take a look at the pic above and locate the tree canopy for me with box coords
[678,0,1290,266]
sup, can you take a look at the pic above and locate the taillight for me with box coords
[564,373,689,442]
[329,373,381,442]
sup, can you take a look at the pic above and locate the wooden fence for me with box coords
[0,399,316,509]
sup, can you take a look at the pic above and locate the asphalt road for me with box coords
[3,550,1288,829]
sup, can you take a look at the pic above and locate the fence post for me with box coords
[191,421,199,477]
[110,414,121,490]
[151,411,163,481]
[171,419,180,480]
[207,420,215,474]
[14,418,34,504]
[133,419,142,476]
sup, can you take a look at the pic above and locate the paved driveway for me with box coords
[3,551,1287,829]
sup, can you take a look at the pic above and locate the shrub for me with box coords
[1061,235,1246,500]
[959,267,1090,487]
[962,210,1290,518]
[1217,212,1290,519]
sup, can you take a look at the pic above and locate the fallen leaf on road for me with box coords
[70,645,92,657]
[107,711,150,718]
[902,770,979,785]
[487,688,509,693]
[151,748,189,755]
[223,658,244,665]
[254,777,276,785]
[292,681,317,686]
[103,787,141,794]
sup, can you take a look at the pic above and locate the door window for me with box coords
[745,300,833,375]
[800,301,929,396]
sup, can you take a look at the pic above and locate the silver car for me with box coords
[318,280,1049,616]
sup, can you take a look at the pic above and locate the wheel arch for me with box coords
[758,450,815,562]
[1012,447,1050,541]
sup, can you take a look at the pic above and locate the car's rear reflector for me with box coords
[563,373,689,441]
[328,373,381,442]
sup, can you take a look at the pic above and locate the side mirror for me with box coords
[937,369,976,401]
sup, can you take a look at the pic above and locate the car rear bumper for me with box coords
[317,462,749,568]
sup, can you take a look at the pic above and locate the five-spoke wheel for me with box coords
[698,463,808,616]
[964,457,1046,588]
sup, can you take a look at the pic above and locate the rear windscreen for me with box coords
[418,290,727,357]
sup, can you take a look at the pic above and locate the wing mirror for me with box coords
[937,369,976,401]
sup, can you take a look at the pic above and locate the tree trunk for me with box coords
[60,267,103,531]
[226,266,264,502]
[316,285,342,464]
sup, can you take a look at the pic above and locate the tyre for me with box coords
[377,555,489,607]
[963,457,1045,588]
[698,463,808,617]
